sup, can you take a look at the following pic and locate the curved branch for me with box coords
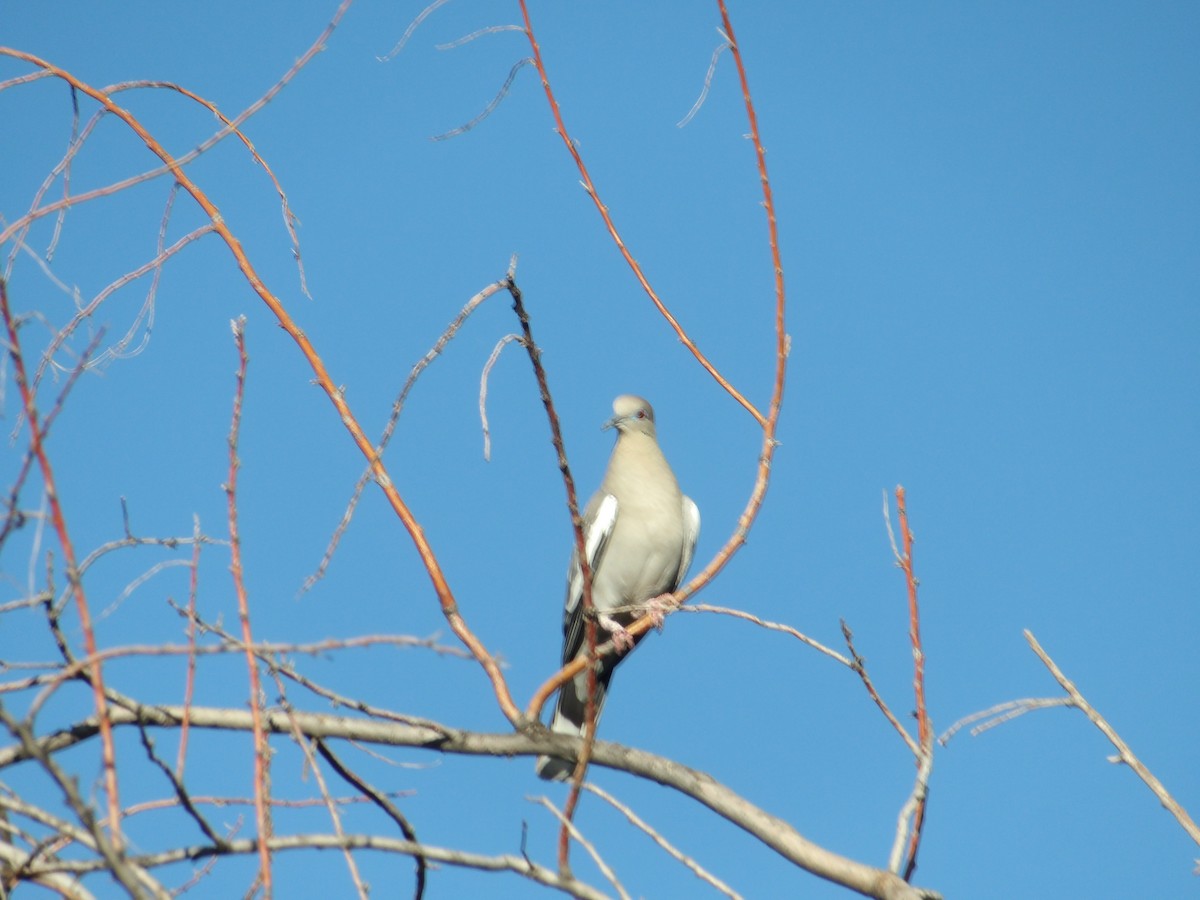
[523,0,790,723]
[24,833,610,900]
[0,49,521,727]
[515,0,766,427]
[2,705,940,900]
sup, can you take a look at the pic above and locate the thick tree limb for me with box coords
[0,704,939,900]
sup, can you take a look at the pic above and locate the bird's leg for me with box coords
[640,593,679,631]
[597,614,636,652]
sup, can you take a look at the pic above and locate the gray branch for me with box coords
[0,703,940,900]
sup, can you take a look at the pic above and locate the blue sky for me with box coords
[1,2,1197,898]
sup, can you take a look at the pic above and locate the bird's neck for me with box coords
[606,433,679,497]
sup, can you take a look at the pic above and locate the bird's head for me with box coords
[603,394,656,437]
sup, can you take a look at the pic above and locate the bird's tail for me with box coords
[535,678,609,781]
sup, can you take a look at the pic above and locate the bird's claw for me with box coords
[598,614,635,652]
[642,594,677,631]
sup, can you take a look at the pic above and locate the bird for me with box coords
[536,394,700,781]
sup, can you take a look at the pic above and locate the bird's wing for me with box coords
[561,492,619,666]
[675,495,701,591]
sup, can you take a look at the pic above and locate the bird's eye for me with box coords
[635,410,646,419]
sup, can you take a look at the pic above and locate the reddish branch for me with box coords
[503,274,599,869]
[0,281,124,847]
[226,318,273,896]
[522,0,789,727]
[176,517,203,778]
[0,47,520,726]
[305,276,509,594]
[894,486,932,880]
[515,0,767,428]
[513,0,790,872]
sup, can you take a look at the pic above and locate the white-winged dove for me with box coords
[536,395,700,780]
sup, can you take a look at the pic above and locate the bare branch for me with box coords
[274,697,369,900]
[0,705,941,900]
[31,833,614,900]
[533,796,630,900]
[177,514,203,777]
[379,0,453,61]
[678,32,732,128]
[680,603,851,667]
[1024,629,1200,850]
[0,708,153,897]
[938,697,1072,744]
[516,0,771,427]
[892,485,933,880]
[0,842,98,899]
[315,738,427,900]
[431,58,534,142]
[888,750,933,876]
[0,279,123,848]
[436,25,526,50]
[301,275,505,595]
[840,620,920,758]
[479,333,525,460]
[583,782,742,900]
[2,0,351,280]
[0,46,521,724]
[133,719,225,848]
[225,315,273,895]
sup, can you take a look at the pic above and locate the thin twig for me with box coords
[0,69,53,92]
[272,690,369,900]
[133,719,225,847]
[316,739,427,900]
[479,333,525,460]
[516,0,767,427]
[840,620,920,758]
[431,58,534,141]
[46,82,81,263]
[3,0,349,282]
[0,47,521,724]
[1025,629,1200,850]
[889,750,934,876]
[938,697,1072,745]
[115,791,415,819]
[680,603,851,666]
[162,599,469,732]
[25,833,615,900]
[225,316,272,896]
[379,0,453,61]
[300,276,506,595]
[0,708,148,896]
[584,782,742,899]
[176,515,203,777]
[0,327,104,550]
[501,274,604,873]
[436,25,525,50]
[678,32,732,128]
[503,273,600,870]
[533,796,629,900]
[0,280,124,848]
[892,486,933,880]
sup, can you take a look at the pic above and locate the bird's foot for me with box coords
[641,594,678,631]
[597,614,635,652]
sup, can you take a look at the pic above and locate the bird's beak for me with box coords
[602,414,622,431]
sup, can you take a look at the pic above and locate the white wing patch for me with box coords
[564,493,618,621]
[676,495,701,589]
